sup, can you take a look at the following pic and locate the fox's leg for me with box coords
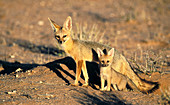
[72,60,83,86]
[106,77,111,91]
[113,84,118,91]
[121,82,128,91]
[81,60,89,87]
[100,76,105,91]
[104,86,107,90]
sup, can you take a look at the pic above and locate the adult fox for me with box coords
[48,16,157,93]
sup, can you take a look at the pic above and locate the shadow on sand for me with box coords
[72,88,126,105]
[0,56,101,88]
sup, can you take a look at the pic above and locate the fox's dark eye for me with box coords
[107,61,110,63]
[63,35,67,38]
[55,35,60,39]
[101,61,104,64]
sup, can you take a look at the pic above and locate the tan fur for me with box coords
[97,48,139,92]
[48,16,157,92]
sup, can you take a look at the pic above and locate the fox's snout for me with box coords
[100,60,111,67]
[58,40,65,44]
[55,35,68,44]
[101,64,109,67]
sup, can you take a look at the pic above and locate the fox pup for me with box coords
[48,16,157,93]
[97,48,139,92]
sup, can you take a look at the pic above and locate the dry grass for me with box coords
[160,88,170,105]
[72,22,105,43]
[130,48,167,74]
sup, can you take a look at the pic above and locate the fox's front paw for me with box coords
[100,88,105,91]
[104,86,110,91]
[106,89,111,91]
[71,83,79,87]
[104,86,107,90]
[82,83,89,87]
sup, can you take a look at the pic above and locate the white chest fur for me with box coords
[100,67,110,79]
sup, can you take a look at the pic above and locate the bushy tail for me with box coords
[125,62,159,93]
[127,78,140,92]
[134,77,159,93]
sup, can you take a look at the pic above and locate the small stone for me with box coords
[10,55,15,58]
[50,95,54,98]
[33,88,38,90]
[46,97,50,99]
[26,70,31,73]
[16,68,22,72]
[38,21,44,26]
[7,90,17,94]
[28,73,31,75]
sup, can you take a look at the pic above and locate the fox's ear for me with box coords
[63,16,72,31]
[97,48,104,58]
[48,17,61,32]
[108,48,115,57]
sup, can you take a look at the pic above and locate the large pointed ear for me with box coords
[63,16,72,31]
[48,17,61,32]
[108,48,115,57]
[97,48,104,58]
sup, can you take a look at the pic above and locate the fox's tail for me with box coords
[127,78,140,92]
[125,61,159,93]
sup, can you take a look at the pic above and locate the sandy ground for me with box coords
[0,0,170,104]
